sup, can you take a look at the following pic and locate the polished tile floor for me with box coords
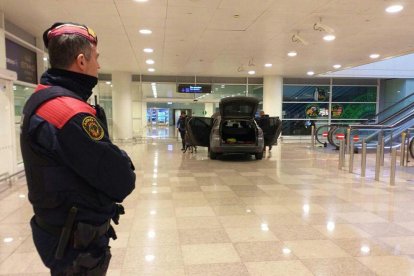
[1,137,414,275]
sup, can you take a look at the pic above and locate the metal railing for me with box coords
[0,170,25,192]
[333,127,412,186]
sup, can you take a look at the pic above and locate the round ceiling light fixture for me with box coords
[264,63,272,67]
[143,48,154,53]
[386,5,403,13]
[139,29,152,35]
[248,70,255,75]
[307,71,315,76]
[323,34,336,41]
[287,51,297,57]
[333,64,342,69]
[148,68,155,72]
[370,53,380,59]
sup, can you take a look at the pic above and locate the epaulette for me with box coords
[33,86,96,129]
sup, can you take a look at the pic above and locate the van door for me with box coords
[266,117,282,145]
[186,117,213,147]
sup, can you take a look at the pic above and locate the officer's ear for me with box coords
[75,53,87,71]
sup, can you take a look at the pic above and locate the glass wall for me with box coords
[14,83,35,163]
[282,84,377,136]
[95,81,113,138]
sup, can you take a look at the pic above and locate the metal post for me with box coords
[406,130,410,166]
[349,141,354,173]
[380,131,385,166]
[338,140,344,169]
[311,125,315,148]
[361,139,367,177]
[401,132,406,166]
[346,128,351,154]
[375,146,381,181]
[390,148,397,186]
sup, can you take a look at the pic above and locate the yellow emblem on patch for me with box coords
[82,116,104,141]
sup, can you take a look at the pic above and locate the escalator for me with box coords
[318,93,414,148]
[349,111,414,151]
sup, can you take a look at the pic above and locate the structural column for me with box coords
[0,12,6,69]
[112,72,133,140]
[204,102,214,117]
[263,76,283,117]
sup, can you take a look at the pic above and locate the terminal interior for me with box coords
[1,0,414,275]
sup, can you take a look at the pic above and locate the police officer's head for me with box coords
[43,22,100,77]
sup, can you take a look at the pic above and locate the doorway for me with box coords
[147,108,170,126]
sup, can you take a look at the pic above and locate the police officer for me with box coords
[20,22,136,275]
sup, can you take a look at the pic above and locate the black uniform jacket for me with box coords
[21,69,136,226]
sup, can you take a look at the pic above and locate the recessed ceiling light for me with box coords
[134,0,148,2]
[323,34,336,41]
[143,48,154,53]
[105,81,111,85]
[248,70,255,75]
[333,64,342,69]
[139,29,152,35]
[146,59,155,64]
[287,51,297,57]
[148,68,155,72]
[307,71,315,76]
[386,5,403,13]
[264,63,272,67]
[3,237,13,243]
[43,57,48,61]
[370,54,380,59]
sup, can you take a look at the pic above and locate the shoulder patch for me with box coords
[82,116,104,141]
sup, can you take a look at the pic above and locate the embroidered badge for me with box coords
[82,116,104,140]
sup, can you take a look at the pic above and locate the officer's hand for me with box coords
[112,204,125,225]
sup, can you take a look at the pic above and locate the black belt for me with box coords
[35,216,110,237]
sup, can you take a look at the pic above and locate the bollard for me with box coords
[401,132,406,166]
[311,125,315,148]
[346,128,351,154]
[380,132,385,166]
[338,140,344,169]
[375,146,381,181]
[390,148,397,186]
[406,131,410,166]
[361,139,367,177]
[349,141,354,173]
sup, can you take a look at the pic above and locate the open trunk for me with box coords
[220,119,257,144]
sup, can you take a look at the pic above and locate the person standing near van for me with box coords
[177,111,187,150]
[257,110,273,151]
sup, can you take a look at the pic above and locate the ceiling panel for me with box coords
[0,0,413,77]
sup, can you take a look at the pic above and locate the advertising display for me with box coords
[5,39,37,84]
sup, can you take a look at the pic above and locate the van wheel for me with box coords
[210,150,217,160]
[255,152,263,160]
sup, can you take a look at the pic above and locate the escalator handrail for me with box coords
[373,101,414,126]
[349,110,414,130]
[314,124,333,145]
[364,92,414,121]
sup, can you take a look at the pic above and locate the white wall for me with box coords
[0,76,16,176]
